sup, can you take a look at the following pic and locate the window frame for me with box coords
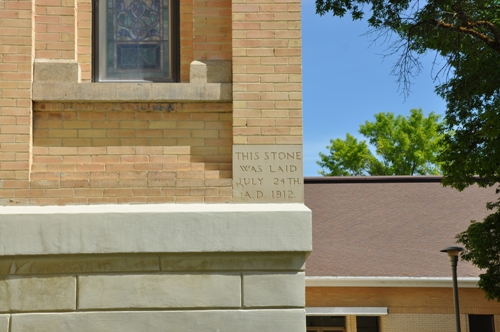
[91,0,180,83]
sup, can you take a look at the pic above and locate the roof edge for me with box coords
[305,276,479,288]
[305,176,444,184]
[306,307,388,316]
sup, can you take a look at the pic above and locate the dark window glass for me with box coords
[469,315,494,332]
[307,316,345,327]
[356,316,378,332]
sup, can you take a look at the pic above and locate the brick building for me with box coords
[0,0,311,330]
[305,176,500,332]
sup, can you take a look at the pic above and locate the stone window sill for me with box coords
[32,82,232,102]
[32,59,232,102]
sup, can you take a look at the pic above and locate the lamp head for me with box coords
[440,246,464,257]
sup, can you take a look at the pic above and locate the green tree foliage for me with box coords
[457,203,500,301]
[315,0,500,185]
[315,0,500,301]
[317,109,443,176]
[318,133,378,176]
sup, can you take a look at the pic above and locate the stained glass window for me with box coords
[95,0,176,81]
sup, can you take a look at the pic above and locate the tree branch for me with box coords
[473,20,500,45]
[432,19,500,54]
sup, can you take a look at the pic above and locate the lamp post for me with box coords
[441,246,464,332]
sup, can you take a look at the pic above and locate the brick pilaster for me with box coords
[0,0,34,194]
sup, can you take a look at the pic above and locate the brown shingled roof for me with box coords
[304,176,498,278]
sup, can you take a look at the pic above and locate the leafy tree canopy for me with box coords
[316,0,500,301]
[317,108,443,176]
[457,202,500,301]
[315,0,500,189]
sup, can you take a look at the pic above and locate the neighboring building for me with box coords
[0,0,311,331]
[305,176,500,332]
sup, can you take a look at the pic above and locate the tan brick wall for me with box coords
[307,287,500,332]
[32,102,232,147]
[345,315,356,332]
[1,0,304,205]
[232,0,302,145]
[77,0,91,81]
[380,313,457,332]
[495,315,500,332]
[0,0,34,183]
[35,0,76,60]
[0,102,232,205]
[180,0,194,82]
[0,0,238,206]
[306,287,500,315]
[193,0,232,61]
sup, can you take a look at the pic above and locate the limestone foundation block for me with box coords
[33,59,81,83]
[0,315,8,332]
[0,204,312,256]
[11,310,306,332]
[0,276,76,312]
[243,272,305,307]
[78,273,241,309]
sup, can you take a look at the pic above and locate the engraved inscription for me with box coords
[233,145,304,203]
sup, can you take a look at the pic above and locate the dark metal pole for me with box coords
[450,254,461,332]
[441,246,464,332]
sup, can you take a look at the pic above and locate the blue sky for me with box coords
[301,0,448,176]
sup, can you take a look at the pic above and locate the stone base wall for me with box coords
[0,204,311,332]
[0,253,306,332]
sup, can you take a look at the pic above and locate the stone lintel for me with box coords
[32,82,232,102]
[0,204,312,256]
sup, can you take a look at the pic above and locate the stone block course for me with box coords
[11,309,306,332]
[243,272,305,307]
[160,252,307,271]
[78,273,241,309]
[0,255,160,276]
[0,204,312,255]
[0,315,8,332]
[0,276,75,312]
